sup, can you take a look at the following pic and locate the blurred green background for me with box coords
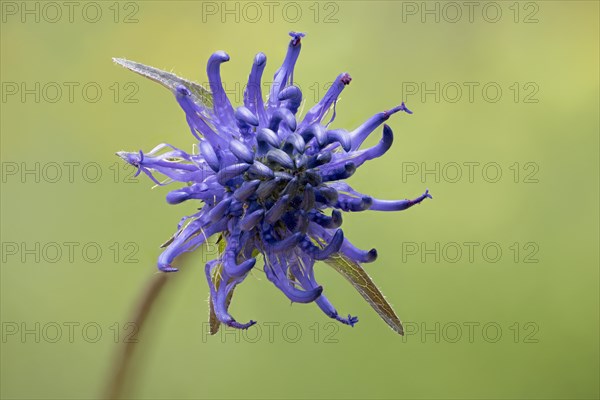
[1,1,598,399]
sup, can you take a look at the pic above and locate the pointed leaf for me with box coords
[112,57,213,118]
[208,262,222,335]
[209,263,236,335]
[208,236,233,335]
[324,253,404,335]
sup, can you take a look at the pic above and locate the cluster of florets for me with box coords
[117,32,430,332]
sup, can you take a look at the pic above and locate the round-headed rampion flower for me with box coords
[115,32,431,334]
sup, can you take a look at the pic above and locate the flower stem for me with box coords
[103,273,170,399]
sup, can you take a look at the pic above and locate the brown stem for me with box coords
[103,273,170,399]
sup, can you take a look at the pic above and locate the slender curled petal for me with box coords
[311,223,378,264]
[268,107,297,133]
[117,149,208,184]
[229,139,255,164]
[286,251,358,326]
[319,162,356,182]
[349,102,411,151]
[268,32,304,109]
[264,253,323,304]
[117,31,430,334]
[166,190,189,205]
[158,219,225,272]
[326,129,352,152]
[330,183,376,211]
[283,133,306,154]
[223,222,256,277]
[234,106,259,136]
[207,262,256,329]
[315,186,339,205]
[233,179,261,201]
[282,177,301,196]
[316,295,359,327]
[302,184,316,211]
[175,86,224,145]
[307,152,332,168]
[224,255,256,279]
[235,106,259,126]
[256,178,281,200]
[216,163,251,185]
[310,222,378,263]
[256,127,280,155]
[207,197,232,222]
[207,51,236,129]
[260,223,303,252]
[295,211,310,234]
[265,194,290,224]
[199,140,220,172]
[247,160,274,179]
[303,170,323,186]
[336,195,373,212]
[331,182,432,212]
[275,171,294,181]
[278,85,303,114]
[300,230,344,260]
[309,209,343,228]
[342,243,378,263]
[266,149,295,169]
[244,52,268,125]
[166,183,215,204]
[370,188,432,211]
[324,124,394,173]
[299,123,328,147]
[240,209,264,231]
[266,264,323,303]
[298,72,352,132]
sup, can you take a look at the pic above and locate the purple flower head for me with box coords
[115,32,431,335]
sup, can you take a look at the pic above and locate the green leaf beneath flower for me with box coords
[324,254,404,335]
[208,236,229,335]
[112,57,213,112]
